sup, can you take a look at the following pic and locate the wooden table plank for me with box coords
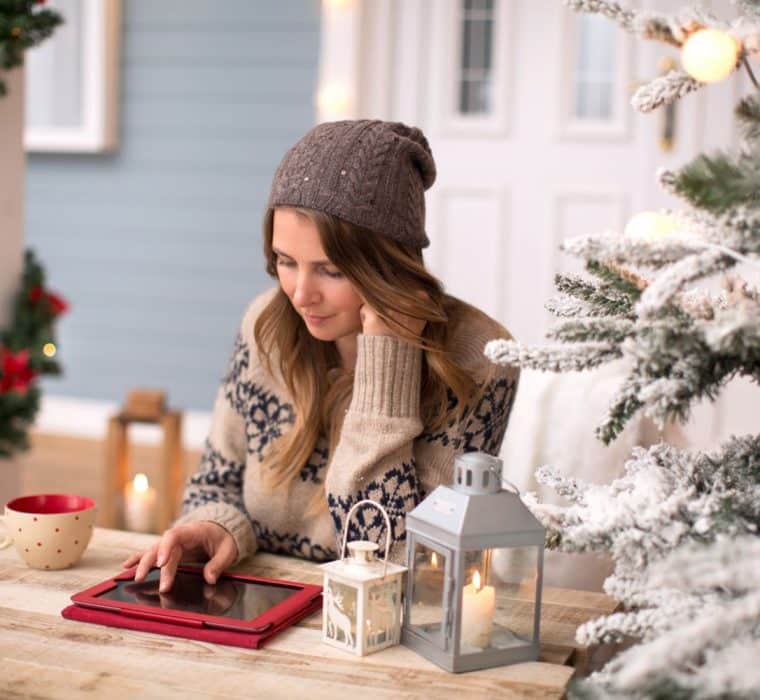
[0,528,617,699]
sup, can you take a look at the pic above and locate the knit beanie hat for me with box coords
[267,119,437,249]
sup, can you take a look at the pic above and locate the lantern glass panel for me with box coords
[365,580,400,649]
[459,546,539,656]
[324,579,359,651]
[409,541,448,641]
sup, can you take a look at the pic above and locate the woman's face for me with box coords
[272,208,364,342]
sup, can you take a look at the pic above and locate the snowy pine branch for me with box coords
[484,338,622,372]
[647,535,760,594]
[545,294,600,317]
[561,232,707,268]
[525,436,760,572]
[547,317,635,344]
[736,91,760,142]
[588,590,760,697]
[666,148,760,215]
[635,248,731,318]
[631,70,703,113]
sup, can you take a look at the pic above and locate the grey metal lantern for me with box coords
[320,500,407,656]
[402,451,545,673]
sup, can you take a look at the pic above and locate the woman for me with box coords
[123,120,520,593]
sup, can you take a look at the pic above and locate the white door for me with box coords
[363,0,746,344]
[344,0,757,482]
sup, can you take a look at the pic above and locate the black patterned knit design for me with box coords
[327,461,421,550]
[244,387,295,460]
[421,376,518,456]
[220,334,296,460]
[252,520,337,562]
[181,440,247,515]
[300,436,329,484]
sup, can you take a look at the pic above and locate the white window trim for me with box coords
[431,0,514,137]
[24,0,121,153]
[556,8,632,142]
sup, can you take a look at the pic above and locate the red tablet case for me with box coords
[61,565,323,649]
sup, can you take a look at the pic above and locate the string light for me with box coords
[316,84,351,118]
[624,212,677,241]
[625,213,760,274]
[681,29,741,83]
[42,342,56,358]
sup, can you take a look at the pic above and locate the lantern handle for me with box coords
[340,499,393,578]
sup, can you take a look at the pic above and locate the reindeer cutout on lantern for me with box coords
[324,583,355,648]
[366,583,399,646]
[319,499,407,656]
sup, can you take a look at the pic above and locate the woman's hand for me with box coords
[359,300,426,338]
[121,521,238,593]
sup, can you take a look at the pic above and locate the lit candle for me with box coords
[123,473,156,532]
[416,551,445,604]
[461,570,495,648]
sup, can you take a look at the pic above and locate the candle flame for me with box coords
[473,570,482,591]
[133,473,150,493]
[431,552,439,568]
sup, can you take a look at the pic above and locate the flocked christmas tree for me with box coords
[485,2,760,698]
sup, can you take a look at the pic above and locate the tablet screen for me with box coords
[95,569,299,620]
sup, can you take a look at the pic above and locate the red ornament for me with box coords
[28,285,44,303]
[46,291,68,316]
[0,347,37,395]
[28,285,69,317]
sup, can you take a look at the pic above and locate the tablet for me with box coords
[70,565,323,635]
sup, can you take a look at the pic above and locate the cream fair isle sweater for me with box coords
[176,288,519,564]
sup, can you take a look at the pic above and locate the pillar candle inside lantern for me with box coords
[123,473,157,532]
[461,570,495,648]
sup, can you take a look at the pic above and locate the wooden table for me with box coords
[0,528,617,699]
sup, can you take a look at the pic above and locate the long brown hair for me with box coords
[254,206,501,515]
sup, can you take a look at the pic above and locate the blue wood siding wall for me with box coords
[25,0,320,411]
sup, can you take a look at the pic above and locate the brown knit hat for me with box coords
[267,120,436,249]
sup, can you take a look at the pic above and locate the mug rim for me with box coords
[5,493,96,515]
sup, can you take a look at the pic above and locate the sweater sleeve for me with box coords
[325,334,424,563]
[174,332,258,564]
[325,334,520,564]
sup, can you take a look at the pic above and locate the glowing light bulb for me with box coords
[133,473,150,493]
[431,552,438,568]
[317,84,351,117]
[681,29,740,83]
[42,342,56,357]
[624,211,677,241]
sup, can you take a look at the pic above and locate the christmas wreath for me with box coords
[0,0,63,97]
[0,250,68,457]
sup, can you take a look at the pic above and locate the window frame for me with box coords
[435,0,514,136]
[557,8,633,141]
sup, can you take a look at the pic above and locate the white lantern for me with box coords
[319,500,407,656]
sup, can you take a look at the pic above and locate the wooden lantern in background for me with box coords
[102,389,184,533]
